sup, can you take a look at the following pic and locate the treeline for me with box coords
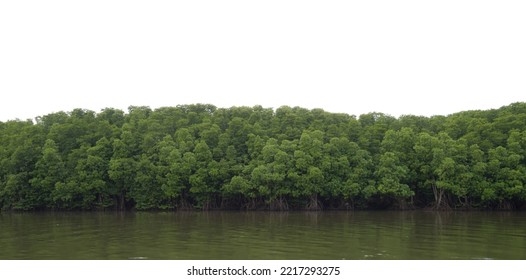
[1,103,525,211]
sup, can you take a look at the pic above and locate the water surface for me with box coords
[1,211,525,259]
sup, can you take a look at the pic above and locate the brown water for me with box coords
[0,211,525,259]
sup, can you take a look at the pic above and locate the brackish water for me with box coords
[0,211,525,259]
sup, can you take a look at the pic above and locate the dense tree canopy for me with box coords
[1,103,525,210]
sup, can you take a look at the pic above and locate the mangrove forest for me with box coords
[1,103,525,211]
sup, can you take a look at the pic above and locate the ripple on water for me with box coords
[128,257,148,260]
[1,211,526,259]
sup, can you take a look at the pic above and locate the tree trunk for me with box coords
[432,184,449,210]
[119,191,125,210]
[307,193,322,211]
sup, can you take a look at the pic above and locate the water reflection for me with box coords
[0,211,525,259]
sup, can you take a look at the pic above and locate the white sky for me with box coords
[1,1,525,121]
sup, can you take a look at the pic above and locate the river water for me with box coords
[1,211,525,259]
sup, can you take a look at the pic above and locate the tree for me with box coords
[250,139,290,210]
[29,139,65,209]
[375,152,413,208]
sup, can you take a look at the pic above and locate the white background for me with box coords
[0,260,522,280]
[1,0,525,121]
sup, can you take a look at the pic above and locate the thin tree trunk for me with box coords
[432,184,448,210]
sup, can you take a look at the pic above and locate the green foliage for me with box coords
[1,103,526,210]
[375,152,413,202]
